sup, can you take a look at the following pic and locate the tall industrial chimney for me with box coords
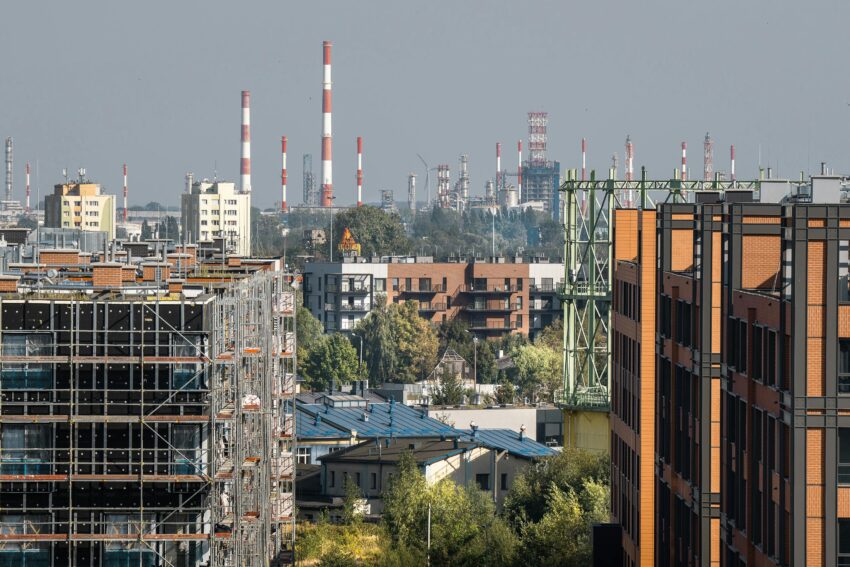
[703,132,713,182]
[581,138,587,182]
[321,41,334,207]
[281,136,288,212]
[123,163,128,222]
[5,137,12,201]
[496,142,502,193]
[408,173,416,213]
[241,90,251,193]
[517,140,523,203]
[356,136,363,207]
[681,142,688,182]
[730,145,736,181]
[625,135,634,182]
[25,162,30,213]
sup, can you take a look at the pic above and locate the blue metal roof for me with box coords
[298,400,458,440]
[296,406,350,439]
[459,428,557,459]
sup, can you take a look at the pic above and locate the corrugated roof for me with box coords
[319,438,477,465]
[298,400,458,439]
[459,428,557,459]
[296,407,350,439]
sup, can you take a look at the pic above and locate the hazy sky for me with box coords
[3,1,850,208]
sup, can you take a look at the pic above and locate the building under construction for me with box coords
[0,251,296,565]
[521,112,560,219]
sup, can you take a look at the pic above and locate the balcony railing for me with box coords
[530,284,559,293]
[418,302,447,312]
[340,285,370,294]
[398,284,444,294]
[339,303,370,312]
[468,320,521,331]
[465,302,518,312]
[460,284,518,294]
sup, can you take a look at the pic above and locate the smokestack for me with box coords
[408,173,416,213]
[703,132,713,182]
[681,141,687,182]
[581,138,587,182]
[321,41,334,207]
[185,172,194,194]
[625,135,634,182]
[730,145,736,181]
[356,136,363,207]
[241,91,251,193]
[5,137,12,201]
[281,136,288,212]
[517,140,523,203]
[25,162,30,213]
[123,163,128,222]
[496,142,501,193]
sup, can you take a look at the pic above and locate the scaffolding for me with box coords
[0,271,296,565]
[558,168,759,411]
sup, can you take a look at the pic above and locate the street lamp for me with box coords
[473,336,479,392]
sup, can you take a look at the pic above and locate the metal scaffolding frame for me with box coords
[558,167,759,411]
[0,271,296,565]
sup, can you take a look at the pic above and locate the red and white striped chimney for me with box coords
[241,91,251,193]
[625,136,634,182]
[356,136,363,207]
[730,145,736,181]
[681,141,687,181]
[281,136,288,212]
[25,162,30,214]
[517,140,523,202]
[321,41,334,207]
[122,163,128,222]
[581,138,587,181]
[496,142,501,192]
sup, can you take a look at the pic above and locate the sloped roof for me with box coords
[459,428,557,459]
[297,399,458,440]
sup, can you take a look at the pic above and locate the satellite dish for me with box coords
[47,269,58,278]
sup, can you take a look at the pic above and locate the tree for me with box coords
[302,334,364,391]
[296,306,323,358]
[382,451,517,567]
[511,344,563,402]
[437,320,496,383]
[535,318,564,352]
[342,476,364,525]
[15,215,37,230]
[354,300,438,384]
[503,448,609,566]
[332,206,412,257]
[431,366,465,406]
[140,220,152,240]
[494,379,516,405]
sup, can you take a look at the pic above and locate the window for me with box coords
[1,334,52,389]
[405,278,412,291]
[500,473,508,491]
[371,472,377,490]
[356,472,361,487]
[419,278,431,292]
[296,447,311,465]
[330,471,336,488]
[475,473,490,491]
[752,325,763,381]
[840,519,850,566]
[0,424,51,474]
[392,278,399,291]
[841,340,850,394]
[375,278,386,292]
[517,278,523,291]
[840,429,850,484]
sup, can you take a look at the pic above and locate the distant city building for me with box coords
[302,256,564,338]
[44,180,116,239]
[181,180,251,255]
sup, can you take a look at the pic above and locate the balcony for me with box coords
[397,284,444,294]
[418,302,447,313]
[339,303,370,312]
[530,284,559,294]
[339,286,370,295]
[460,284,518,295]
[468,320,521,331]
[464,302,518,313]
[530,301,557,312]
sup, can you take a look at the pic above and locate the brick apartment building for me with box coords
[611,194,850,566]
[302,257,563,339]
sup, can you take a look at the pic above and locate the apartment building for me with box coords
[44,181,116,239]
[181,180,251,256]
[301,256,563,338]
[609,191,850,566]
